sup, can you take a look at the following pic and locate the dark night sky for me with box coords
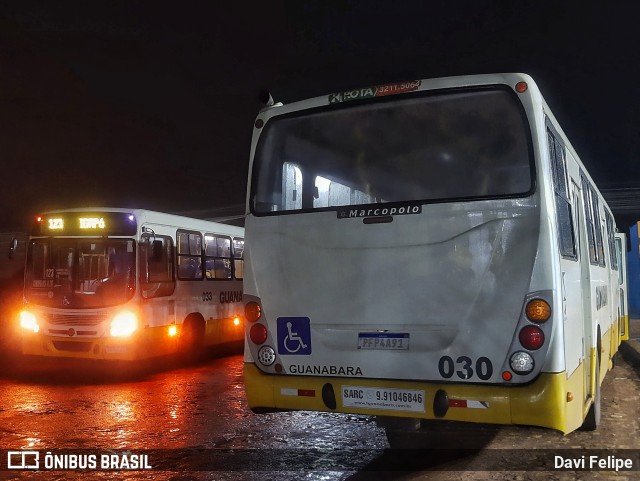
[1,1,640,230]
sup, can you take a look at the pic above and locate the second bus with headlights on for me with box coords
[19,208,245,361]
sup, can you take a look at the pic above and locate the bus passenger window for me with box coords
[204,235,232,280]
[177,230,203,280]
[233,238,244,280]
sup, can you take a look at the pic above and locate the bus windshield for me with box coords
[252,87,533,214]
[25,238,136,308]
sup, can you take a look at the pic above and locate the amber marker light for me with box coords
[525,299,551,323]
[245,302,262,323]
[515,81,528,93]
[233,316,241,326]
[168,325,178,337]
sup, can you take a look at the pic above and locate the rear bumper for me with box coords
[244,362,574,433]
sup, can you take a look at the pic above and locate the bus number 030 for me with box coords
[438,355,493,381]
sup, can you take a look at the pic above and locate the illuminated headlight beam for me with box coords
[19,311,40,333]
[110,311,138,337]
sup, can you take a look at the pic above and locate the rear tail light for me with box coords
[249,323,268,344]
[525,299,551,322]
[504,292,552,380]
[519,325,544,350]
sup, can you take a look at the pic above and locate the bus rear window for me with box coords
[252,87,533,214]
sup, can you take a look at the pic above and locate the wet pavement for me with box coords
[0,325,638,481]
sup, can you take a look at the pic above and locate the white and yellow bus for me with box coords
[243,73,628,439]
[19,208,245,361]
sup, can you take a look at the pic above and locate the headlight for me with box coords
[19,311,39,333]
[110,311,138,337]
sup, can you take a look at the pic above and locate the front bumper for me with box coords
[21,327,178,361]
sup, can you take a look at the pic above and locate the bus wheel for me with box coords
[377,417,420,449]
[581,361,601,431]
[379,418,499,449]
[180,314,206,355]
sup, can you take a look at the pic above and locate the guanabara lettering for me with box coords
[289,365,363,376]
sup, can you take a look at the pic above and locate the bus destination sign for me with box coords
[33,212,137,236]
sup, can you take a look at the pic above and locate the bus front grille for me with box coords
[49,329,98,336]
[46,313,107,326]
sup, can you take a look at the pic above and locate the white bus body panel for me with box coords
[245,194,547,383]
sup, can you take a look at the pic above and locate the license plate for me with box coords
[105,346,127,354]
[357,333,409,350]
[341,385,425,412]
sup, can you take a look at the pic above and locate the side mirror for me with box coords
[8,237,17,259]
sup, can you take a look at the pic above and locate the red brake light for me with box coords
[249,323,268,345]
[519,325,544,350]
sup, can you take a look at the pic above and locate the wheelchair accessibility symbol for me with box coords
[277,317,312,355]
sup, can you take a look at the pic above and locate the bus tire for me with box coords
[611,351,620,368]
[581,361,601,431]
[377,417,420,449]
[180,314,206,355]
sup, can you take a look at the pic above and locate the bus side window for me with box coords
[204,234,232,280]
[177,230,203,280]
[233,237,244,280]
[581,172,598,265]
[547,122,576,260]
[141,234,175,298]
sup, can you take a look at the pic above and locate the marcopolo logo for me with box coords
[337,203,422,219]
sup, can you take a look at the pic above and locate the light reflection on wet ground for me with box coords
[0,350,388,480]
[3,348,638,481]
